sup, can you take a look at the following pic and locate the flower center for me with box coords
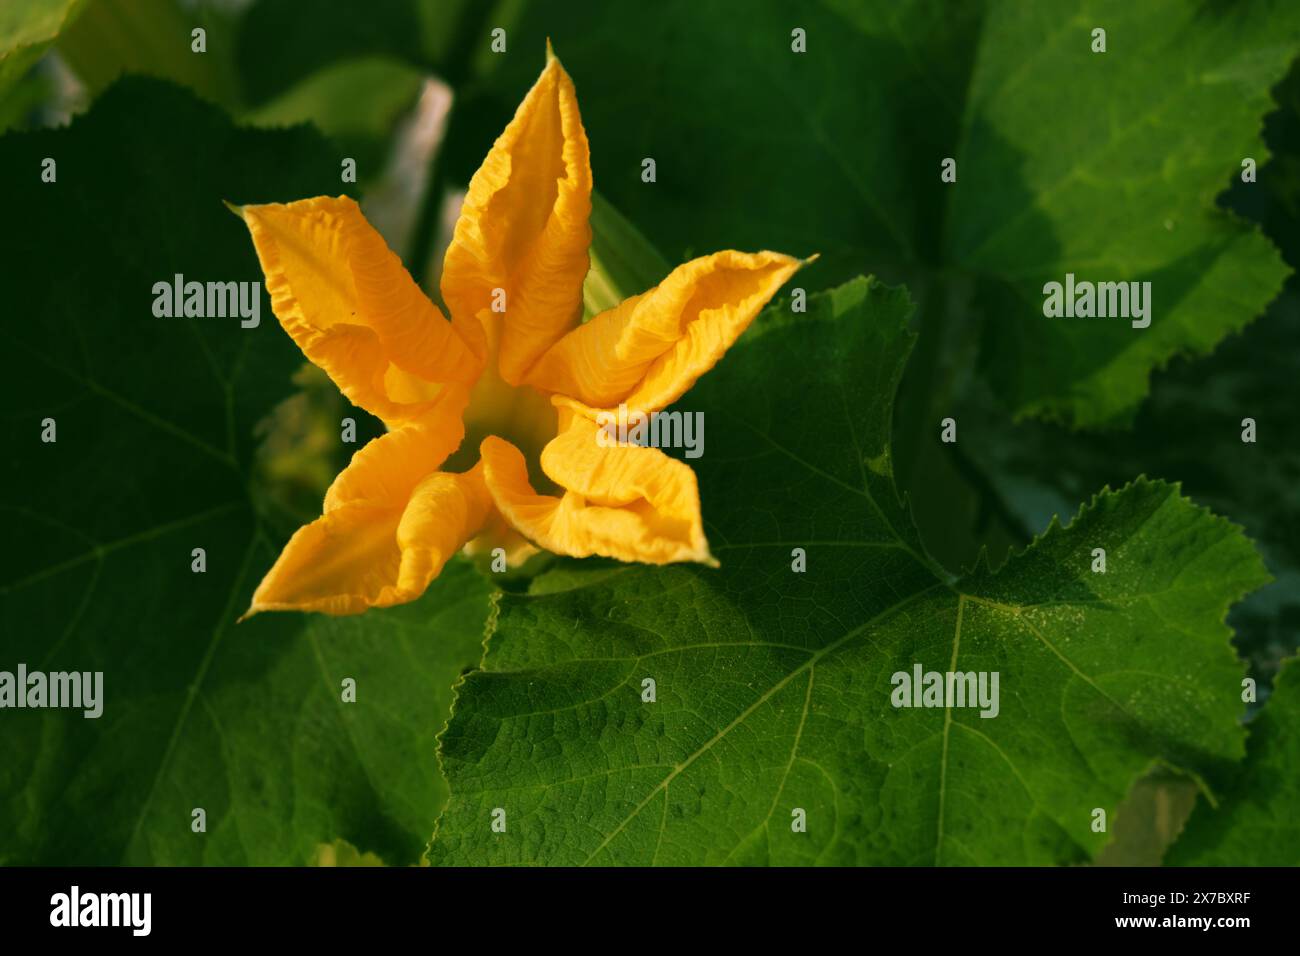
[444,360,558,493]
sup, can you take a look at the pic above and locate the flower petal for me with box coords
[246,420,489,617]
[323,400,468,512]
[238,195,479,426]
[441,48,592,384]
[479,411,712,566]
[527,250,802,411]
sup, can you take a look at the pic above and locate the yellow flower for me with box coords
[233,47,804,616]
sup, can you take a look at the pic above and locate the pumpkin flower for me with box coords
[232,46,804,616]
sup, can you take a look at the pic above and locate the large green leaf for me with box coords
[0,77,489,864]
[960,292,1300,687]
[951,1,1293,426]
[853,44,1300,734]
[429,279,1268,865]
[451,0,1299,427]
[953,52,1300,684]
[1167,658,1300,866]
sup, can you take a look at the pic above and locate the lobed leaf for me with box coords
[430,279,1270,865]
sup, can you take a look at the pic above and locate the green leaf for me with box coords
[57,0,242,109]
[453,0,1300,426]
[430,278,1268,866]
[1167,658,1300,866]
[958,293,1300,688]
[243,55,426,189]
[0,0,89,100]
[582,190,672,317]
[946,56,1300,693]
[951,2,1294,426]
[236,0,424,106]
[0,77,489,864]
[235,0,490,107]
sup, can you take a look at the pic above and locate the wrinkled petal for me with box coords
[323,400,468,511]
[527,250,802,411]
[245,430,491,617]
[479,410,712,566]
[238,195,479,427]
[441,46,592,383]
[393,465,494,597]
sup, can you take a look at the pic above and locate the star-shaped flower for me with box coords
[233,47,804,616]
